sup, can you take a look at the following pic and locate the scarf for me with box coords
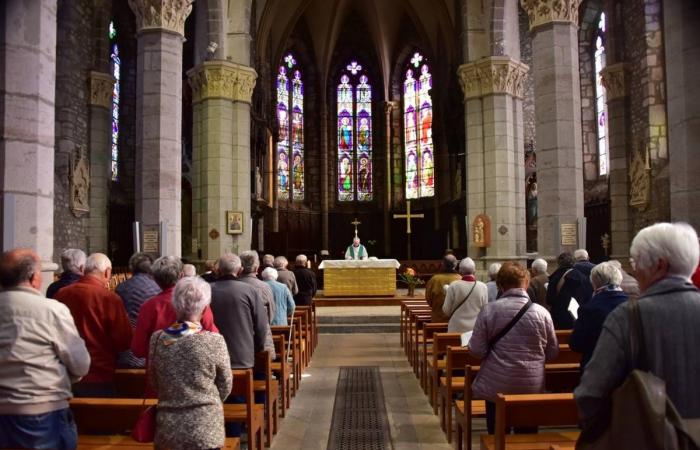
[462,274,476,282]
[347,244,365,259]
[161,321,203,346]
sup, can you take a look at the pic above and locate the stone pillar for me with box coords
[458,57,529,263]
[382,101,397,256]
[0,0,59,290]
[128,0,193,257]
[521,0,584,259]
[601,64,630,262]
[87,71,115,254]
[665,0,700,230]
[188,61,257,258]
[320,107,329,252]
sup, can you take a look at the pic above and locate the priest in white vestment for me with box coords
[345,237,369,260]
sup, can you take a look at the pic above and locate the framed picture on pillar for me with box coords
[227,211,243,235]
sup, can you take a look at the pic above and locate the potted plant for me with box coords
[398,267,425,297]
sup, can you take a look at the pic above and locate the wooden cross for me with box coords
[393,201,424,260]
[351,217,361,238]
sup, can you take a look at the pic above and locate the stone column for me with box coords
[128,0,193,257]
[0,0,59,290]
[665,0,700,230]
[521,0,585,259]
[87,71,115,254]
[320,107,329,252]
[600,64,630,262]
[188,61,257,258]
[382,101,397,256]
[458,57,529,262]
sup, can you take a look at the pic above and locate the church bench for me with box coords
[438,346,481,443]
[293,307,315,362]
[402,304,430,356]
[271,325,301,394]
[271,334,292,414]
[428,333,462,413]
[254,351,279,447]
[76,435,240,449]
[550,345,581,365]
[411,314,433,374]
[454,364,581,450]
[400,300,429,349]
[555,330,571,346]
[406,308,430,368]
[399,260,443,281]
[419,322,449,393]
[480,392,579,450]
[114,368,147,398]
[291,311,310,368]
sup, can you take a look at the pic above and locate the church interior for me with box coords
[1,0,699,449]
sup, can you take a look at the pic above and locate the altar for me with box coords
[318,259,400,297]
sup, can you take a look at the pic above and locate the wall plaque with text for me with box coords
[560,223,578,246]
[143,226,160,254]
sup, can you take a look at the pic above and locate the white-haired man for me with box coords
[55,253,132,397]
[274,255,298,295]
[486,262,502,302]
[527,258,549,308]
[442,257,488,333]
[345,237,369,260]
[573,248,595,278]
[293,254,317,306]
[238,251,275,323]
[261,267,296,326]
[46,248,86,299]
[575,223,700,430]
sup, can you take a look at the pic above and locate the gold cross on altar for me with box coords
[351,217,361,237]
[393,201,424,234]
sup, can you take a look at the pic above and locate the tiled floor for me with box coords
[270,332,485,450]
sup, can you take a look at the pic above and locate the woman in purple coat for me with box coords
[469,261,559,434]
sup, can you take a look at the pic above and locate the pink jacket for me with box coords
[469,288,558,402]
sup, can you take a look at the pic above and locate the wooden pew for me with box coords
[419,322,448,392]
[295,305,315,359]
[438,346,481,443]
[271,334,291,414]
[481,392,579,450]
[114,368,147,398]
[254,351,278,447]
[400,301,429,349]
[404,305,430,358]
[427,332,462,413]
[550,345,582,365]
[271,325,300,394]
[77,435,240,449]
[412,315,432,375]
[555,329,572,346]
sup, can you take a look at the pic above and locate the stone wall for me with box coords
[623,0,669,232]
[519,7,535,150]
[54,0,93,256]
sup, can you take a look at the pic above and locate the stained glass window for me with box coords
[109,21,120,181]
[403,52,434,199]
[276,53,304,201]
[594,13,609,176]
[337,63,373,202]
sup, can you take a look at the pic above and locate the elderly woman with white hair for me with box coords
[569,262,628,370]
[442,257,489,333]
[575,222,700,433]
[486,262,502,302]
[261,267,296,326]
[149,276,232,450]
[527,258,549,308]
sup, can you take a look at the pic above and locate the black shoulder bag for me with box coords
[487,299,532,355]
[446,282,477,317]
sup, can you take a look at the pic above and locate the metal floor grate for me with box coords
[327,366,393,450]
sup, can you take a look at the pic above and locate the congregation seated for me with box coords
[292,254,316,306]
[442,257,488,333]
[238,250,276,323]
[469,261,558,434]
[547,252,593,329]
[0,249,90,450]
[261,267,296,326]
[486,262,501,302]
[149,276,232,450]
[46,248,85,299]
[115,252,160,368]
[131,256,218,362]
[425,254,460,323]
[55,253,132,397]
[527,258,549,308]
[274,255,298,295]
[570,261,628,370]
[575,222,700,434]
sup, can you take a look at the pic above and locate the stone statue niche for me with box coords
[70,146,90,217]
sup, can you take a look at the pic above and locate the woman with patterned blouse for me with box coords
[149,277,232,450]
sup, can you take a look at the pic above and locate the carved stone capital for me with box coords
[187,61,258,104]
[128,0,193,35]
[88,71,116,109]
[601,63,628,101]
[457,57,529,101]
[520,0,582,31]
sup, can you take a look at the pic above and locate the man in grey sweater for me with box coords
[575,222,700,428]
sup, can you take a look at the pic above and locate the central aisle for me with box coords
[270,332,456,450]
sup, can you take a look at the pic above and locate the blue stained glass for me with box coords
[110,23,120,181]
[277,54,305,201]
[403,54,434,198]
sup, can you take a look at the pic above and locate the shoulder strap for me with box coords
[556,268,574,295]
[629,298,648,371]
[488,300,533,350]
[447,282,477,317]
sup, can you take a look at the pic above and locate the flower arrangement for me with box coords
[399,267,425,296]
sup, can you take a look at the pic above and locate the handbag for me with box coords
[446,281,477,317]
[485,298,532,356]
[576,299,700,450]
[131,331,163,443]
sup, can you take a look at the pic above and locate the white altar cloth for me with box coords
[318,259,400,269]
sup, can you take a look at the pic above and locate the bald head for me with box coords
[0,248,42,290]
